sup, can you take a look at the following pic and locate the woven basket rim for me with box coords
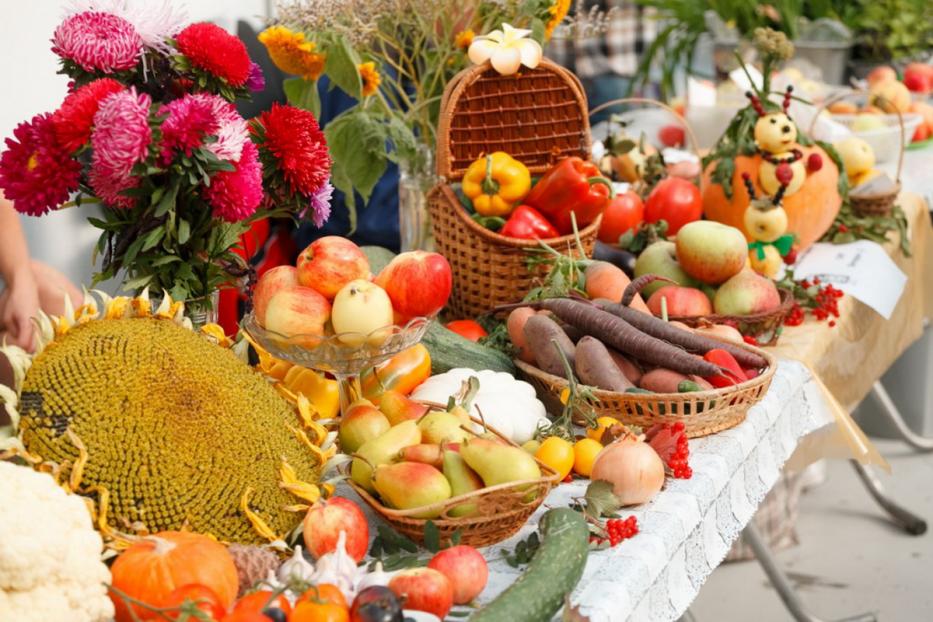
[668,287,795,327]
[850,180,902,202]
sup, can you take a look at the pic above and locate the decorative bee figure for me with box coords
[747,87,821,199]
[742,172,795,277]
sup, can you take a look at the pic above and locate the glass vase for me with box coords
[185,290,220,329]
[398,145,437,252]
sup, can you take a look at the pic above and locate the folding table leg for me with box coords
[676,609,698,622]
[869,382,933,451]
[850,460,928,535]
[743,523,878,622]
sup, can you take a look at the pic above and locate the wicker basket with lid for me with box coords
[429,59,601,318]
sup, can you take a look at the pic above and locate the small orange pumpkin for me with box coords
[109,531,239,622]
[701,144,841,250]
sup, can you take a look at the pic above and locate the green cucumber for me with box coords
[422,321,515,375]
[360,245,397,273]
[677,380,701,393]
[625,387,654,394]
[471,508,589,622]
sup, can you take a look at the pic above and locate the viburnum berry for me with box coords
[743,335,759,346]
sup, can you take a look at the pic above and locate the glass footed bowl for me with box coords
[242,311,430,376]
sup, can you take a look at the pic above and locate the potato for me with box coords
[639,368,688,393]
[523,314,576,376]
[574,337,633,392]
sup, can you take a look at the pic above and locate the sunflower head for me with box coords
[455,29,475,50]
[358,62,382,97]
[545,0,571,40]
[258,25,326,81]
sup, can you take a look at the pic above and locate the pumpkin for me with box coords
[109,531,239,621]
[701,144,841,250]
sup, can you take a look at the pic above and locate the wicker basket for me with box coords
[343,410,560,547]
[668,288,795,346]
[430,59,600,318]
[515,342,777,438]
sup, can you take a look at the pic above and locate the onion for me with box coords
[694,324,744,345]
[591,435,665,506]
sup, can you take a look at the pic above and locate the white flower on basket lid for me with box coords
[468,23,542,76]
[310,531,360,601]
[277,545,315,584]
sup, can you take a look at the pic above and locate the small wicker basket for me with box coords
[668,288,795,346]
[515,342,777,438]
[343,410,560,547]
[429,59,600,318]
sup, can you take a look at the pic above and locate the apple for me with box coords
[303,496,370,562]
[694,323,744,344]
[253,266,299,326]
[743,204,788,243]
[332,280,395,346]
[748,246,782,278]
[646,285,712,317]
[851,114,886,133]
[634,241,699,297]
[675,221,747,285]
[375,251,452,322]
[427,546,489,605]
[297,236,371,300]
[713,269,781,315]
[868,80,911,114]
[834,136,875,178]
[388,568,454,619]
[339,399,391,453]
[904,63,932,94]
[828,101,858,115]
[658,124,685,148]
[264,286,331,345]
[866,66,897,86]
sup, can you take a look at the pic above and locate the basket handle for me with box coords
[808,88,904,184]
[589,97,701,158]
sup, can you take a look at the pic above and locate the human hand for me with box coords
[0,268,39,352]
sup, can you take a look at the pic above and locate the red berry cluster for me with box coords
[784,277,844,328]
[742,335,760,346]
[591,516,640,547]
[646,421,692,479]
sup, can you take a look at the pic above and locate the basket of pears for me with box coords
[341,378,560,547]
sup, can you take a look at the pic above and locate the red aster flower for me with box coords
[0,113,81,216]
[253,103,331,197]
[175,22,251,87]
[203,141,263,222]
[51,78,125,153]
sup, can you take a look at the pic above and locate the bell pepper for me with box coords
[524,157,614,234]
[361,343,432,400]
[282,365,340,420]
[703,349,745,388]
[499,204,560,240]
[462,152,531,217]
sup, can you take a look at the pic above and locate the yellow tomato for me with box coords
[572,438,603,477]
[587,416,619,442]
[535,436,575,480]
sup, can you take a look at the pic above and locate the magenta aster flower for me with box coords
[307,180,333,228]
[203,141,263,222]
[159,95,219,162]
[247,62,265,92]
[89,88,152,208]
[52,11,143,73]
[66,0,188,56]
[0,113,81,216]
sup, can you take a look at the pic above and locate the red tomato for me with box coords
[913,123,931,143]
[161,584,227,621]
[231,591,292,616]
[444,319,488,342]
[297,584,348,609]
[597,191,644,244]
[644,177,702,235]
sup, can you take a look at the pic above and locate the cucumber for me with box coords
[677,380,701,393]
[624,387,654,394]
[422,321,515,375]
[360,245,396,273]
[471,508,589,622]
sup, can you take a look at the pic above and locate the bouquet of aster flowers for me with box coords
[0,1,333,313]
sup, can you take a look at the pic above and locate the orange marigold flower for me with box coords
[358,62,381,97]
[258,25,325,81]
[455,29,475,50]
[546,0,571,40]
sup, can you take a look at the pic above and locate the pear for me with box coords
[373,462,452,518]
[339,399,390,454]
[351,420,421,493]
[398,443,445,467]
[379,390,429,426]
[418,411,473,445]
[442,450,483,518]
[460,438,541,487]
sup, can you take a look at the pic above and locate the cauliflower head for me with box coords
[0,462,114,622]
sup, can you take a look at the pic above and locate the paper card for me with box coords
[793,240,907,319]
[729,65,763,93]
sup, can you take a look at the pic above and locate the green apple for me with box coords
[634,241,699,297]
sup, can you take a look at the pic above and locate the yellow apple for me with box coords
[332,280,395,347]
[834,136,875,178]
[743,205,788,242]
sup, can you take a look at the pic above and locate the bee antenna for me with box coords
[741,172,757,199]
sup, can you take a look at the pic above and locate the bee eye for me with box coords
[770,118,777,124]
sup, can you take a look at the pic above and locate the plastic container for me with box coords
[830,113,923,163]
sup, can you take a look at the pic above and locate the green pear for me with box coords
[442,450,483,518]
[418,411,474,445]
[351,420,421,493]
[373,461,452,518]
[339,400,391,454]
[460,438,541,487]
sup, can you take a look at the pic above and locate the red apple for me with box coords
[646,285,712,318]
[904,63,933,93]
[427,546,489,605]
[675,220,747,285]
[388,568,454,619]
[264,286,331,345]
[253,265,298,326]
[303,496,370,563]
[297,236,370,300]
[375,251,452,322]
[866,65,897,86]
[713,269,781,315]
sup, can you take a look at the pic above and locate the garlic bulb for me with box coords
[355,561,395,592]
[309,531,359,601]
[277,545,315,584]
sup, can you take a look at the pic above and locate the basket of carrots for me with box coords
[507,276,777,438]
[429,59,604,319]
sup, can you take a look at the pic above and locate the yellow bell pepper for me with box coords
[282,365,340,420]
[462,152,531,217]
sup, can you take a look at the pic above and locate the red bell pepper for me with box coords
[703,349,746,388]
[499,205,560,240]
[523,157,614,235]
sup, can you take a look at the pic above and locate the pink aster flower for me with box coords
[192,93,248,163]
[306,180,333,228]
[52,11,143,73]
[0,113,81,216]
[66,0,187,55]
[203,141,263,222]
[159,95,219,163]
[89,88,152,209]
[247,62,265,92]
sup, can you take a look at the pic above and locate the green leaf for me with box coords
[584,480,622,520]
[450,529,462,547]
[324,33,363,99]
[325,109,390,231]
[423,521,440,553]
[178,219,190,245]
[155,182,179,217]
[284,78,321,118]
[141,225,165,252]
[123,236,146,267]
[150,255,180,267]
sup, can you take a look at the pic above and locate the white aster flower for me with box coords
[66,0,188,55]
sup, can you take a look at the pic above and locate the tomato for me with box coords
[297,584,348,609]
[231,591,292,617]
[644,177,702,235]
[572,438,603,477]
[597,191,644,244]
[534,436,575,480]
[444,319,488,342]
[361,343,432,400]
[291,601,350,622]
[222,612,276,622]
[161,584,227,621]
[913,123,931,143]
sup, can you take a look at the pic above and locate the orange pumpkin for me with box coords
[109,531,239,622]
[701,144,841,250]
